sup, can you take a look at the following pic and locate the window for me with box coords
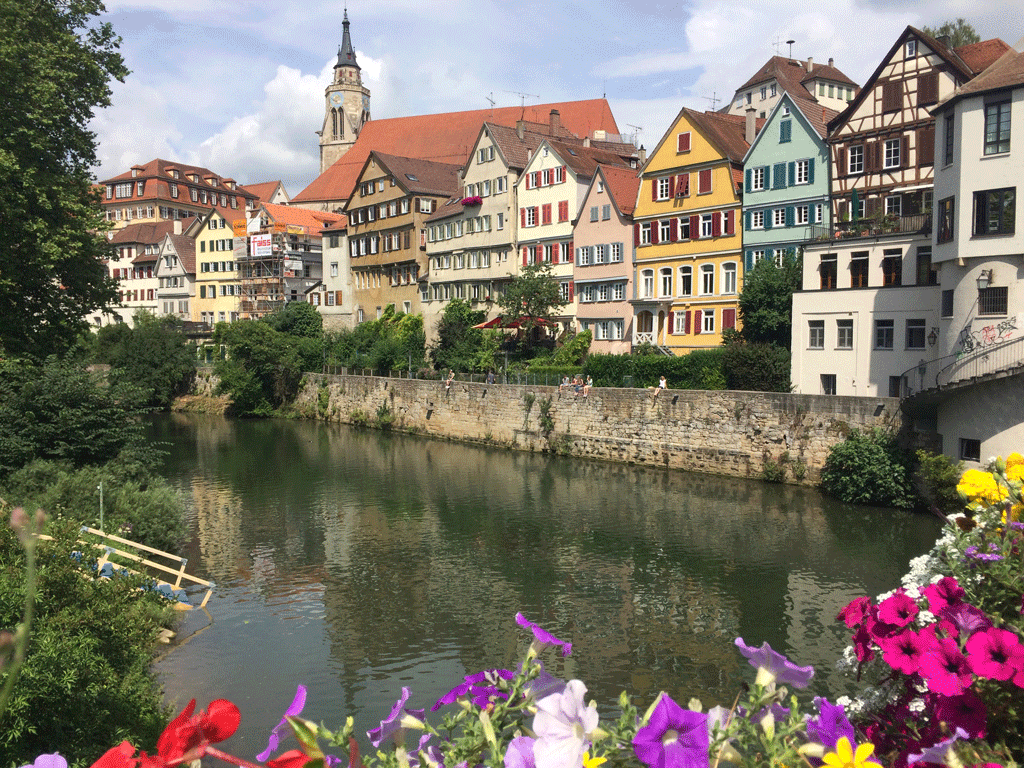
[659,220,671,242]
[944,114,955,166]
[809,320,825,349]
[612,283,624,301]
[779,120,791,143]
[700,264,714,295]
[906,319,926,349]
[837,319,853,349]
[602,204,611,220]
[984,99,1011,155]
[640,222,651,245]
[960,438,981,462]
[875,319,894,349]
[916,247,937,285]
[821,374,837,396]
[577,246,590,265]
[882,249,902,286]
[883,138,901,169]
[698,169,712,195]
[750,210,765,229]
[851,252,868,288]
[942,289,955,318]
[497,212,504,230]
[889,376,905,398]
[973,188,1015,236]
[590,206,599,222]
[657,177,671,200]
[795,159,809,184]
[677,132,691,152]
[849,145,864,174]
[885,195,902,216]
[905,39,917,58]
[978,286,1008,316]
[722,263,737,294]
[610,243,622,263]
[702,309,715,334]
[795,206,809,225]
[700,214,713,238]
[659,268,673,297]
[772,209,786,228]
[495,176,506,194]
[938,196,955,243]
[678,266,692,296]
[524,207,537,227]
[641,269,654,298]
[760,86,767,100]
[594,244,606,264]
[750,166,766,191]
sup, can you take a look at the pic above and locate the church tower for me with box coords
[319,10,370,174]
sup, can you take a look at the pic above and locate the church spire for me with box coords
[335,8,360,71]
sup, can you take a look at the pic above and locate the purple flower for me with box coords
[19,755,68,768]
[734,638,814,688]
[257,685,307,762]
[806,697,855,750]
[505,736,537,768]
[907,727,970,765]
[367,687,425,748]
[964,544,1004,561]
[432,668,514,711]
[516,613,572,657]
[532,680,598,768]
[632,693,709,768]
[940,602,993,638]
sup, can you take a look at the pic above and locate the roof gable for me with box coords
[744,93,833,162]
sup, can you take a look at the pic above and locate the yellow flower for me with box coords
[822,737,883,768]
[583,752,607,768]
[958,469,1005,506]
[1007,453,1024,483]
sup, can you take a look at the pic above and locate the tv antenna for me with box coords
[486,92,495,108]
[626,123,643,145]
[772,35,784,55]
[703,92,721,111]
[502,89,539,108]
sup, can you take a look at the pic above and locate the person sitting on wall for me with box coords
[445,369,455,392]
[583,376,593,398]
[559,375,571,393]
[653,375,666,398]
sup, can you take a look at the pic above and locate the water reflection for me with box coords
[149,414,941,757]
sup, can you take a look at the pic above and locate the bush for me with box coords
[912,449,964,515]
[819,428,915,508]
[582,349,727,390]
[721,342,791,392]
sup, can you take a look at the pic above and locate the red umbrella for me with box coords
[471,316,506,329]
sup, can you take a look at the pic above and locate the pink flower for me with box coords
[965,627,1024,681]
[921,578,965,613]
[877,628,931,675]
[838,597,872,629]
[920,637,973,696]
[877,591,918,628]
[935,691,987,738]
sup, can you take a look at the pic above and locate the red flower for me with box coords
[92,741,138,768]
[266,750,314,768]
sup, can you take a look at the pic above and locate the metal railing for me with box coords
[807,214,932,244]
[901,335,1024,397]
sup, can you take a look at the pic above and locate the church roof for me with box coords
[293,99,621,206]
[335,10,359,71]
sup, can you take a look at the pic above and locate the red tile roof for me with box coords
[547,139,632,179]
[684,109,758,164]
[738,56,859,95]
[293,99,620,205]
[370,153,462,198]
[261,202,345,232]
[109,221,178,247]
[788,94,840,139]
[937,38,1024,110]
[954,38,1012,75]
[599,165,641,217]
[167,234,196,275]
[245,181,289,202]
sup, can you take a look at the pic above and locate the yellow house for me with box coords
[191,209,244,325]
[632,108,754,353]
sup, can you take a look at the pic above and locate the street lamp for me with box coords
[976,269,992,291]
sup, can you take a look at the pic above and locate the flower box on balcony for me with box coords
[460,196,482,206]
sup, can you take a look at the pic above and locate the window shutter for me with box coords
[521,208,526,227]
[725,209,735,235]
[670,218,679,241]
[764,211,772,230]
[693,310,702,334]
[723,309,736,329]
[634,222,640,246]
[918,72,938,106]
[681,174,690,197]
[668,175,676,198]
[836,145,846,176]
[568,282,574,301]
[838,200,848,220]
[651,222,660,244]
[773,163,786,189]
[900,135,909,168]
[787,162,795,186]
[560,166,566,182]
[807,158,815,184]
[522,247,528,266]
[652,179,658,201]
[699,168,712,194]
[786,206,794,227]
[689,215,699,239]
[745,169,752,193]
[535,244,543,262]
[918,126,935,166]
[866,197,880,217]
[745,211,752,231]
[668,311,675,333]
[744,250,753,272]
[677,132,690,152]
[336,291,343,305]
[566,241,573,260]
[883,80,900,113]
[712,212,722,237]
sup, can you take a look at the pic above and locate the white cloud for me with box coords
[92,79,183,181]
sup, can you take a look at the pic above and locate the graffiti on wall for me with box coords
[956,314,1021,358]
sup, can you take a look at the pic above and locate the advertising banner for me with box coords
[250,233,272,257]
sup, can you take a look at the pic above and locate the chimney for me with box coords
[638,145,647,164]
[549,109,561,135]
[806,56,814,73]
[516,120,524,140]
[745,106,757,144]
[173,220,182,235]
[828,57,834,68]
[584,137,591,147]
[937,35,951,49]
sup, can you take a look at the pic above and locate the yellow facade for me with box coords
[632,109,744,353]
[192,211,243,324]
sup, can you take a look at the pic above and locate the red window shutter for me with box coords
[677,132,690,152]
[689,215,699,239]
[712,212,722,237]
[684,310,691,334]
[670,218,679,241]
[693,310,701,334]
[552,244,559,264]
[336,291,343,304]
[669,176,676,198]
[536,244,543,262]
[634,222,640,246]
[723,308,736,329]
[900,135,909,168]
[568,282,574,301]
[651,179,658,201]
[725,209,735,236]
[559,200,568,221]
[836,145,846,176]
[521,208,526,227]
[699,169,712,194]
[668,311,675,333]
[522,246,528,265]
[651,222,660,244]
[566,243,574,262]
[542,204,551,224]
[679,174,689,197]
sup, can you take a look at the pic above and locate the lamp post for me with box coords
[977,269,992,291]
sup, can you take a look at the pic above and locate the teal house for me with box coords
[741,93,835,272]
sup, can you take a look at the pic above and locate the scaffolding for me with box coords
[237,223,322,319]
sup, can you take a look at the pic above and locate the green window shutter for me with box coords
[745,169,752,193]
[807,158,815,184]
[788,162,795,186]
[744,250,754,272]
[764,211,773,230]
[773,163,786,189]
[786,206,794,227]
[745,211,751,231]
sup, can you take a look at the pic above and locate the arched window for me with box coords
[721,262,737,294]
[332,109,340,138]
[678,266,692,296]
[659,267,673,297]
[641,269,654,298]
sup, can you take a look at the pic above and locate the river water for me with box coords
[147,413,941,759]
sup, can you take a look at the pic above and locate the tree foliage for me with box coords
[326,305,426,374]
[430,299,485,371]
[93,312,196,408]
[922,18,981,48]
[819,428,915,509]
[736,255,802,349]
[721,342,792,392]
[0,0,128,357]
[497,262,567,349]
[261,300,323,339]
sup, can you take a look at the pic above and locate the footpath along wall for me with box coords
[296,374,902,484]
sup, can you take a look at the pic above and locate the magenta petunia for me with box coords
[920,637,973,696]
[852,621,875,663]
[965,627,1024,682]
[935,691,987,738]
[515,613,573,657]
[921,577,965,613]
[877,628,932,676]
[877,590,918,628]
[632,693,709,768]
[837,596,872,629]
[940,603,993,639]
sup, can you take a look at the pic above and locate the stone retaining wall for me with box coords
[296,374,902,484]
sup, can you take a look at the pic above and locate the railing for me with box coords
[634,332,654,345]
[901,335,1024,397]
[806,214,932,244]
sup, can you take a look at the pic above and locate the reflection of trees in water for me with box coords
[151,415,941,710]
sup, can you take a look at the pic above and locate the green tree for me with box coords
[819,428,915,509]
[0,0,128,357]
[94,312,196,408]
[497,262,566,350]
[736,255,802,348]
[430,299,485,371]
[262,300,324,339]
[922,18,981,48]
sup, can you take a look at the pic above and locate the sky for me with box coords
[91,0,1024,196]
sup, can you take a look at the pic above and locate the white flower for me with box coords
[533,680,599,768]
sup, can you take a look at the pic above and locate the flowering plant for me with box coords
[460,196,483,207]
[836,454,1024,767]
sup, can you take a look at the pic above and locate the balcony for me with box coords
[807,213,932,244]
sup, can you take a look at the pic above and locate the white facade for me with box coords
[319,226,355,330]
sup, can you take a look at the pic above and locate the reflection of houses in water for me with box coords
[190,476,245,582]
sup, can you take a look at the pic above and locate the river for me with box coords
[147,412,942,759]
